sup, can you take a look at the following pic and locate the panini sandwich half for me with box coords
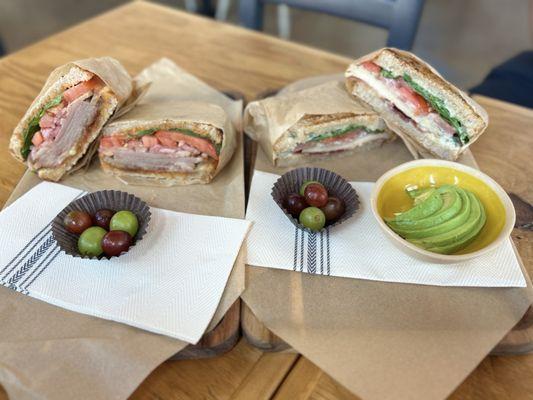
[98,101,236,186]
[345,48,488,160]
[9,57,132,181]
[244,81,395,166]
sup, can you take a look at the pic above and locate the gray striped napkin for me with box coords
[0,182,251,343]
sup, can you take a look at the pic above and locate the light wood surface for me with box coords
[170,300,241,360]
[0,2,531,399]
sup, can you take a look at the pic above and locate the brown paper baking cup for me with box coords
[52,190,151,260]
[272,167,359,233]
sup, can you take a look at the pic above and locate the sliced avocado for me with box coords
[388,187,467,239]
[405,186,434,200]
[409,190,484,249]
[391,186,460,228]
[408,187,436,205]
[386,189,442,222]
[426,196,486,254]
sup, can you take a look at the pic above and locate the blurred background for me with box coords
[0,0,531,90]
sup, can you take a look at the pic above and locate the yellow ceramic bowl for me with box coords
[371,159,515,263]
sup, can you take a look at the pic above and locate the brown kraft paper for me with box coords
[241,77,533,400]
[0,58,245,400]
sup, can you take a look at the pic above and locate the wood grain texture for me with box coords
[0,2,531,399]
[470,95,533,356]
[242,303,290,352]
[231,351,298,400]
[170,301,241,360]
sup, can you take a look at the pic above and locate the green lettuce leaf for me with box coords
[308,124,384,143]
[401,73,469,145]
[21,94,63,159]
[378,68,469,146]
[135,128,157,137]
[381,69,395,79]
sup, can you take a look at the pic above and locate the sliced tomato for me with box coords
[31,131,44,147]
[155,130,219,160]
[100,136,124,148]
[361,61,381,74]
[396,86,431,115]
[320,130,361,144]
[156,135,178,148]
[63,76,104,103]
[141,135,159,148]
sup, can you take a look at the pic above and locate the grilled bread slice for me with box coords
[345,48,488,160]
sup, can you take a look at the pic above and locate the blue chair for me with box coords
[239,0,425,50]
[470,52,533,109]
[184,0,215,16]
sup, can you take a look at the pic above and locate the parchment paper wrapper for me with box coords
[41,57,132,108]
[0,58,245,400]
[345,48,490,160]
[52,190,151,259]
[135,57,243,132]
[242,76,533,400]
[244,80,392,165]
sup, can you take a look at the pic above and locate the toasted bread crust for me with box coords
[297,112,367,126]
[99,157,217,186]
[346,48,489,146]
[101,119,223,145]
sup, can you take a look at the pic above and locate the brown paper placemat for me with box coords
[0,60,245,400]
[242,83,533,400]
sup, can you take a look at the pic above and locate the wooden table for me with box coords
[0,2,531,399]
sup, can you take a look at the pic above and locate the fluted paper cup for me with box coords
[272,167,359,233]
[52,190,151,259]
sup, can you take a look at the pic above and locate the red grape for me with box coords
[304,183,328,207]
[64,210,93,234]
[285,193,307,218]
[321,197,345,222]
[93,209,115,230]
[102,230,133,257]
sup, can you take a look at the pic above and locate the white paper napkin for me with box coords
[246,171,526,287]
[0,182,251,343]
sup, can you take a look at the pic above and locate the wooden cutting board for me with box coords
[241,91,533,356]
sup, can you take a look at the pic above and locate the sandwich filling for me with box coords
[25,75,105,168]
[281,123,390,158]
[354,61,468,146]
[99,128,221,173]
